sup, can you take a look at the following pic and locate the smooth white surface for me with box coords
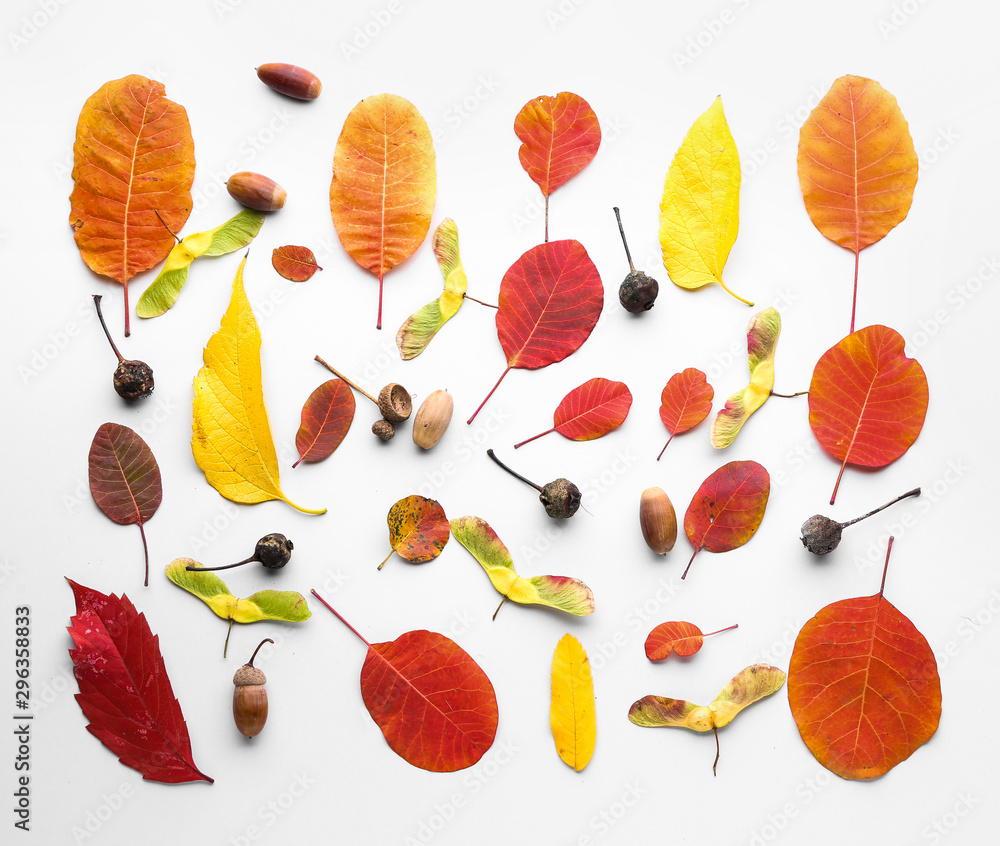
[2,0,997,844]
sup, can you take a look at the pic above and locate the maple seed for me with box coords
[186,533,293,571]
[233,638,273,738]
[92,295,154,400]
[486,449,581,519]
[614,207,658,313]
[800,487,920,555]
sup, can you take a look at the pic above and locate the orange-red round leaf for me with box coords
[514,92,601,196]
[272,245,322,281]
[644,621,705,660]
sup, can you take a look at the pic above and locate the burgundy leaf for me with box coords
[294,379,356,467]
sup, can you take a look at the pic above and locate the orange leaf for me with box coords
[272,245,322,282]
[514,92,601,196]
[644,621,737,661]
[657,368,714,459]
[329,94,436,329]
[69,75,196,336]
[797,75,918,332]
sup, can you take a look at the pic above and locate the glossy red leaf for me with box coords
[644,621,738,661]
[89,422,162,587]
[293,379,356,467]
[683,460,770,580]
[311,593,498,773]
[787,539,941,779]
[514,92,601,196]
[515,377,631,448]
[272,245,322,282]
[66,579,213,784]
[658,368,714,459]
[808,325,928,504]
[468,240,603,423]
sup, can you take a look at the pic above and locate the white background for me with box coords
[2,0,997,844]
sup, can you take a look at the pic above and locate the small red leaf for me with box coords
[514,92,601,196]
[515,377,631,447]
[88,422,162,586]
[293,379,356,467]
[658,368,714,459]
[272,245,322,281]
[644,621,738,660]
[683,460,770,580]
[67,579,213,784]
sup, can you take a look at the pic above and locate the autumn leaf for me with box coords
[660,97,750,305]
[683,460,770,579]
[711,307,781,448]
[515,377,632,448]
[378,496,450,570]
[787,539,940,779]
[192,256,325,514]
[657,368,714,459]
[293,379,356,467]
[798,75,918,332]
[644,621,738,661]
[272,245,322,282]
[468,240,603,423]
[330,93,436,328]
[396,218,469,360]
[629,664,786,774]
[311,592,499,773]
[450,516,595,618]
[89,422,162,587]
[514,92,601,240]
[67,579,213,783]
[69,75,196,335]
[550,634,596,772]
[135,209,265,318]
[808,325,928,504]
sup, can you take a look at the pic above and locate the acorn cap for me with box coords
[233,665,266,686]
[378,383,412,422]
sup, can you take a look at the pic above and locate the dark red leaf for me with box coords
[293,379,356,467]
[658,368,714,459]
[88,422,162,586]
[515,377,631,447]
[272,245,323,282]
[66,579,213,784]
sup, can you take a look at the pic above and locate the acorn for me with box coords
[256,63,322,100]
[614,207,659,313]
[412,390,454,449]
[186,533,293,572]
[487,449,581,519]
[372,419,396,441]
[640,487,677,554]
[315,356,412,439]
[233,638,272,737]
[227,171,286,211]
[93,295,154,400]
[800,488,920,555]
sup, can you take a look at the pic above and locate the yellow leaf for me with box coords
[550,634,596,771]
[192,258,325,514]
[659,97,751,306]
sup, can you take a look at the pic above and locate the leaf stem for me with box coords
[123,282,131,337]
[718,279,754,307]
[841,488,921,529]
[850,247,860,335]
[829,459,849,505]
[463,294,499,309]
[487,449,541,492]
[544,194,549,243]
[879,536,895,595]
[93,295,124,363]
[246,638,274,668]
[613,207,635,271]
[492,594,509,621]
[769,390,808,398]
[703,623,739,638]
[310,590,372,647]
[513,427,554,449]
[314,356,378,405]
[138,521,150,587]
[377,549,395,570]
[467,367,511,424]
[656,432,675,461]
[681,548,699,580]
[377,272,384,330]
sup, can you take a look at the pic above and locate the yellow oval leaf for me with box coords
[550,634,596,771]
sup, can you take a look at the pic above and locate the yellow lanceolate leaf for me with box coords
[192,258,324,514]
[550,634,596,771]
[660,97,751,306]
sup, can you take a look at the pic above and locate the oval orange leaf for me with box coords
[658,368,714,459]
[70,75,196,336]
[272,245,322,282]
[329,93,436,329]
[808,325,928,504]
[515,92,601,196]
[293,379,356,467]
[644,621,738,661]
[515,377,631,448]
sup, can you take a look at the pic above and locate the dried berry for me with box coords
[487,449,581,519]
[614,207,659,313]
[186,533,293,572]
[801,488,920,555]
[93,294,154,400]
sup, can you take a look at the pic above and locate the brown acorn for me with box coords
[233,638,273,737]
[640,487,677,554]
[256,63,322,100]
[227,171,286,211]
[413,390,454,449]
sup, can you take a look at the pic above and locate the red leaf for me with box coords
[515,377,631,447]
[644,621,738,661]
[293,379,356,467]
[657,368,714,459]
[66,579,213,784]
[272,245,322,282]
[88,422,162,587]
[311,594,498,772]
[514,92,601,196]
[468,240,603,423]
[787,540,941,779]
[683,460,770,580]
[808,325,928,504]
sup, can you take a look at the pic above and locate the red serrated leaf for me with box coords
[808,325,928,504]
[658,368,714,459]
[468,240,603,423]
[293,379,356,467]
[787,540,940,779]
[89,422,162,587]
[311,594,498,773]
[66,579,213,784]
[644,621,738,661]
[515,377,631,447]
[683,460,770,580]
[514,92,601,196]
[272,245,322,282]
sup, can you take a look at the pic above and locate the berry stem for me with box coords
[314,356,378,405]
[487,449,541,492]
[93,295,125,363]
[769,390,808,398]
[246,638,274,668]
[310,590,373,648]
[840,488,921,528]
[186,556,255,572]
[613,207,635,272]
[153,208,182,243]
